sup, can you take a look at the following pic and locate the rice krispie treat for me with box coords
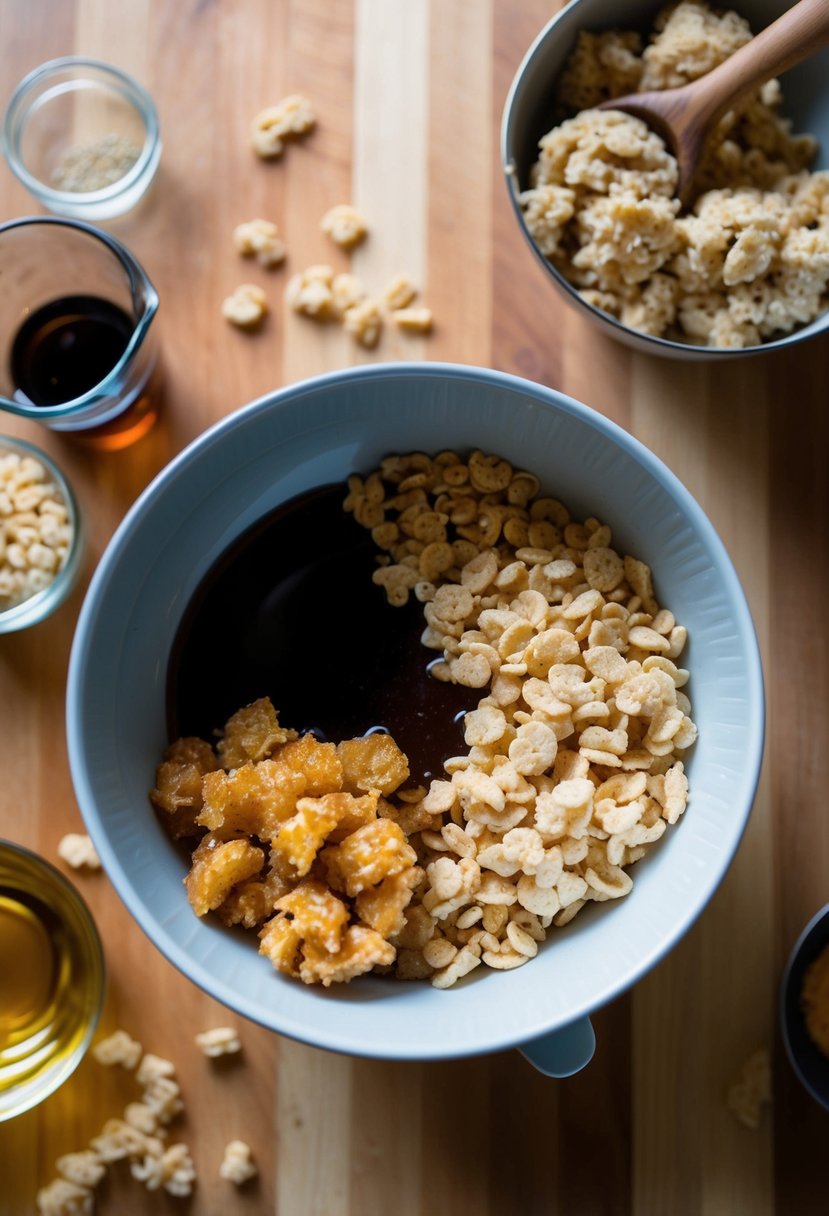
[520,1,829,348]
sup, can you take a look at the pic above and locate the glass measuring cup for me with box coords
[0,217,159,450]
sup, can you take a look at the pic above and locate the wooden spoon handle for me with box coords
[685,0,829,133]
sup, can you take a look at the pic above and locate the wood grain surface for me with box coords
[0,1,827,1212]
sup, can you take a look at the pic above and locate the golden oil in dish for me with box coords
[0,841,104,1120]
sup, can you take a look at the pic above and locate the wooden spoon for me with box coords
[599,0,829,203]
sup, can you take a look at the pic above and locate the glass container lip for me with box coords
[2,55,161,208]
[0,433,83,632]
[0,836,105,1121]
[0,215,159,420]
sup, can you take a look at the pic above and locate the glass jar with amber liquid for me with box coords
[0,840,104,1120]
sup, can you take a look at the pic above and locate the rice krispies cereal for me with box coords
[520,1,829,347]
[345,448,696,986]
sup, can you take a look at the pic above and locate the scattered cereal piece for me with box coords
[285,264,335,318]
[321,203,368,249]
[124,1102,160,1135]
[91,1029,143,1070]
[57,833,101,871]
[222,284,268,330]
[343,297,383,348]
[55,1152,105,1189]
[725,1047,771,1130]
[90,1118,163,1163]
[233,218,286,268]
[195,1026,242,1058]
[36,1179,93,1216]
[131,1143,196,1196]
[392,307,433,333]
[219,1140,258,1185]
[382,273,417,310]
[136,1053,176,1087]
[141,1075,184,1125]
[251,95,315,158]
[332,273,367,316]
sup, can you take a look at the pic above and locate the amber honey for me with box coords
[0,842,104,1120]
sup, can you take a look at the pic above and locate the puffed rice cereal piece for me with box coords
[343,297,383,348]
[55,1151,106,1189]
[141,1075,184,1125]
[91,1029,143,1070]
[233,218,286,268]
[383,273,417,310]
[195,1026,242,1058]
[124,1102,161,1135]
[222,283,268,329]
[36,1180,93,1216]
[251,94,315,158]
[393,307,433,333]
[285,264,335,318]
[725,1047,771,1130]
[131,1143,196,1196]
[332,273,367,316]
[57,833,100,870]
[90,1119,164,1163]
[431,941,482,989]
[220,1139,258,1185]
[321,203,369,249]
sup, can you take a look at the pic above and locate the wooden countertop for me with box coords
[1,0,827,1212]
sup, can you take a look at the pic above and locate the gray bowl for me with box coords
[501,0,829,359]
[781,902,829,1112]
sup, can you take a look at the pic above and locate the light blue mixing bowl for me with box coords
[66,364,764,1074]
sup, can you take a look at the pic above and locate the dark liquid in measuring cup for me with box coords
[168,483,477,787]
[10,295,133,407]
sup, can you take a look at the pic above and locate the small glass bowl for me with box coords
[0,839,105,1121]
[0,435,83,633]
[781,902,829,1112]
[2,57,161,221]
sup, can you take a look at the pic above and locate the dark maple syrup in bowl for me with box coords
[10,294,133,406]
[168,482,477,786]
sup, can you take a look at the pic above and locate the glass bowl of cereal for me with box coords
[2,58,161,221]
[67,362,763,1074]
[502,0,829,357]
[0,435,83,633]
[781,902,829,1112]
